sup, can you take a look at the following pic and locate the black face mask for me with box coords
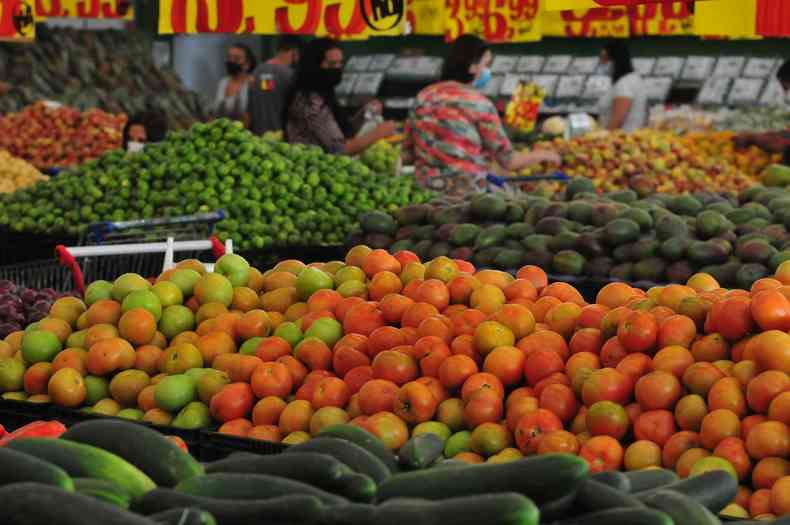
[225,61,243,76]
[323,67,343,87]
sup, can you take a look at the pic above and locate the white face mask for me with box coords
[127,141,145,153]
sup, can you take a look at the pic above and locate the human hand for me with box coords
[375,120,399,139]
[534,149,561,165]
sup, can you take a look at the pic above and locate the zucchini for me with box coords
[590,471,631,492]
[335,472,378,502]
[136,489,323,525]
[284,437,391,484]
[398,434,444,470]
[0,447,74,491]
[205,452,352,494]
[539,491,578,523]
[574,478,645,513]
[557,508,675,525]
[175,472,348,505]
[431,460,467,469]
[74,478,132,509]
[149,507,217,525]
[7,438,156,502]
[0,482,153,525]
[62,420,204,487]
[636,470,737,513]
[320,424,399,473]
[640,490,721,525]
[377,453,588,505]
[625,469,678,493]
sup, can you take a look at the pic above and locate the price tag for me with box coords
[384,98,415,109]
[582,75,612,99]
[713,56,746,78]
[353,73,384,96]
[570,56,599,74]
[346,55,373,72]
[681,56,716,81]
[697,77,732,105]
[482,74,505,98]
[743,58,778,78]
[543,55,573,74]
[633,58,656,76]
[643,77,673,100]
[555,75,586,98]
[335,73,358,96]
[387,57,418,78]
[491,55,518,74]
[501,74,530,96]
[531,75,559,96]
[728,78,764,105]
[517,55,545,73]
[654,57,685,78]
[369,54,395,71]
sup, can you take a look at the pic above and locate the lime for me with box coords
[444,431,473,458]
[304,317,343,347]
[172,401,211,429]
[169,269,202,297]
[21,330,62,364]
[274,322,303,348]
[85,280,113,306]
[122,290,163,321]
[296,267,334,301]
[155,374,196,412]
[84,375,110,405]
[159,305,196,340]
[412,421,452,443]
[0,357,25,392]
[239,337,264,356]
[111,273,151,302]
[151,281,184,308]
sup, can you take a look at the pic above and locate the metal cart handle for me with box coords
[486,171,570,187]
[87,211,226,242]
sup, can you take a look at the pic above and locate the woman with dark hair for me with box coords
[401,34,559,196]
[212,43,257,125]
[596,41,647,131]
[284,38,396,155]
[122,111,168,153]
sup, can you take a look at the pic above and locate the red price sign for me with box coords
[0,0,35,41]
[35,0,133,19]
[628,1,693,36]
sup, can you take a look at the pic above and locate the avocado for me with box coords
[762,224,788,246]
[522,250,554,269]
[767,197,790,214]
[754,187,787,207]
[687,240,730,265]
[360,211,397,235]
[364,233,395,249]
[395,204,432,226]
[763,164,790,187]
[695,211,727,239]
[608,189,638,204]
[742,202,773,221]
[395,226,416,241]
[591,203,620,227]
[505,204,525,223]
[706,201,734,215]
[769,250,790,271]
[631,238,660,259]
[506,223,533,240]
[660,237,691,261]
[450,247,474,261]
[474,225,508,250]
[576,232,606,258]
[535,217,573,236]
[413,225,435,241]
[656,214,690,240]
[389,239,414,253]
[552,250,586,276]
[566,177,595,199]
[620,208,653,231]
[665,260,694,284]
[524,200,551,225]
[494,249,524,270]
[584,257,614,278]
[726,208,755,225]
[736,263,770,290]
[432,204,470,226]
[747,217,772,229]
[472,247,500,268]
[469,194,507,221]
[449,224,481,246]
[413,240,433,260]
[736,239,778,264]
[542,203,568,218]
[669,194,703,216]
[428,242,452,259]
[740,185,765,203]
[609,262,634,282]
[605,218,641,246]
[549,231,580,252]
[436,223,457,242]
[522,234,553,252]
[567,201,594,224]
[632,257,666,283]
[613,243,636,262]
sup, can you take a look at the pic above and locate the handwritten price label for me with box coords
[0,0,35,41]
[628,1,692,36]
[543,7,630,38]
[35,0,133,19]
[444,0,540,42]
[546,0,710,10]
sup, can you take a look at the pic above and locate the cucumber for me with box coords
[590,470,631,492]
[574,479,645,513]
[335,472,378,502]
[320,503,377,525]
[539,491,578,523]
[136,489,323,525]
[149,508,217,525]
[625,469,678,493]
[398,434,444,470]
[636,470,737,513]
[557,508,675,525]
[640,490,721,525]
[0,447,74,491]
[382,493,538,525]
[431,459,467,469]
[0,482,153,525]
[205,452,352,495]
[74,478,132,509]
[7,438,156,502]
[319,424,399,473]
[284,437,391,484]
[377,453,589,505]
[175,472,347,505]
[62,420,204,487]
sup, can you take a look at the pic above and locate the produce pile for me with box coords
[0,119,433,249]
[359,140,401,176]
[1,246,789,519]
[0,28,207,130]
[0,103,126,170]
[0,280,75,339]
[716,106,790,133]
[0,150,47,193]
[521,130,776,194]
[358,178,790,289]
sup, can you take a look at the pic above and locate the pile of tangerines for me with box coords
[3,246,790,519]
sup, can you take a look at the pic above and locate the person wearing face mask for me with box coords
[122,112,168,153]
[401,34,560,196]
[212,43,257,126]
[596,41,647,132]
[284,38,397,155]
[249,36,303,136]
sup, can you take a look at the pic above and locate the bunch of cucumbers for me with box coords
[0,418,779,525]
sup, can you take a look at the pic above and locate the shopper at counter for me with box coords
[212,43,257,126]
[401,34,560,196]
[596,41,647,132]
[284,38,397,155]
[249,36,303,136]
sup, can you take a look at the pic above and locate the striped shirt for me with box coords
[402,81,513,196]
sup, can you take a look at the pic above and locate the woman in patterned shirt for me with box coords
[402,34,560,197]
[284,38,397,155]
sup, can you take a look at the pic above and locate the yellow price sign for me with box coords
[0,0,35,41]
[34,0,133,19]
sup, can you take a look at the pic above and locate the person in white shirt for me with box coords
[212,44,257,127]
[596,41,647,132]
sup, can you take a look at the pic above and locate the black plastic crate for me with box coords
[198,431,287,462]
[0,399,53,432]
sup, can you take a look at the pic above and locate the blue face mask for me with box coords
[473,67,492,90]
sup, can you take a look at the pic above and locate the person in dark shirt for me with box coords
[249,36,303,136]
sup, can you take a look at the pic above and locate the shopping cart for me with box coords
[0,212,228,295]
[484,171,570,196]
